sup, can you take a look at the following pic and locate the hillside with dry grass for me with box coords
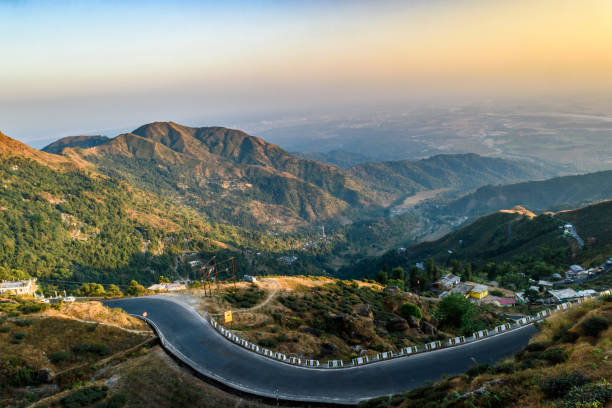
[190,276,511,362]
[0,297,153,407]
[360,296,612,408]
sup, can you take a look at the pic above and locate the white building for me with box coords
[147,283,186,292]
[0,279,38,296]
[567,265,584,275]
[434,274,461,290]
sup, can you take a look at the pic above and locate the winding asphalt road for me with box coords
[105,296,538,405]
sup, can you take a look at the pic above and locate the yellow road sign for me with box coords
[224,310,232,323]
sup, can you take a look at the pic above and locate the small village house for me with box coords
[469,284,488,299]
[0,279,38,296]
[434,274,461,290]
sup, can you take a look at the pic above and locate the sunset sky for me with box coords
[2,0,612,144]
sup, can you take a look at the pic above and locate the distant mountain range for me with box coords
[42,122,563,230]
[439,170,612,218]
[293,150,375,168]
[346,153,562,205]
[0,120,604,285]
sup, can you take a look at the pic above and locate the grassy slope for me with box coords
[199,277,508,362]
[361,297,612,408]
[0,298,152,407]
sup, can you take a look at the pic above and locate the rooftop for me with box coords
[0,279,34,289]
[471,284,488,293]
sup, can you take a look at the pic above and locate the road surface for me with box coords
[105,296,538,405]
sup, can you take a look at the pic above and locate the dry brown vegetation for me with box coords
[0,301,153,407]
[43,301,150,331]
[104,346,275,408]
[190,276,485,362]
[361,297,612,408]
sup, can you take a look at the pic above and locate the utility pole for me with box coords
[232,257,237,288]
[214,258,219,291]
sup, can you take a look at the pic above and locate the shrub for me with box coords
[61,385,108,408]
[258,338,278,348]
[13,331,26,341]
[19,301,49,314]
[489,362,516,374]
[525,341,552,352]
[541,348,567,364]
[14,318,33,327]
[50,350,70,364]
[489,289,504,297]
[541,371,591,398]
[466,363,489,377]
[94,393,128,408]
[0,325,10,333]
[283,316,302,330]
[276,333,289,343]
[126,280,147,297]
[76,282,106,297]
[72,343,110,356]
[224,287,264,308]
[560,330,580,343]
[399,303,422,320]
[557,381,612,408]
[9,366,37,387]
[581,317,609,337]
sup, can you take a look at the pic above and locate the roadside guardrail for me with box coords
[207,288,611,369]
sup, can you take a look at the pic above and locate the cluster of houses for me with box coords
[564,263,606,283]
[516,286,598,304]
[434,274,490,300]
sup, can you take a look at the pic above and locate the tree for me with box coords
[409,267,419,290]
[391,266,405,281]
[375,270,389,285]
[106,284,123,297]
[435,293,476,332]
[399,302,422,320]
[75,283,106,297]
[158,275,170,284]
[425,259,435,277]
[464,263,473,281]
[127,280,147,296]
[450,259,461,275]
[387,279,405,290]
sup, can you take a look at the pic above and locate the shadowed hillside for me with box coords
[59,122,370,228]
[42,135,110,154]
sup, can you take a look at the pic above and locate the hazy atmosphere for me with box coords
[2,0,612,146]
[1,2,612,407]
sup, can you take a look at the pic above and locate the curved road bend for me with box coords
[105,296,538,405]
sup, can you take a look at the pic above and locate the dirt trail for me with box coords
[209,278,280,316]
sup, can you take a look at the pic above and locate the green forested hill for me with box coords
[340,201,612,280]
[49,124,566,230]
[0,133,308,285]
[441,170,612,218]
[347,153,561,203]
[58,122,370,229]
